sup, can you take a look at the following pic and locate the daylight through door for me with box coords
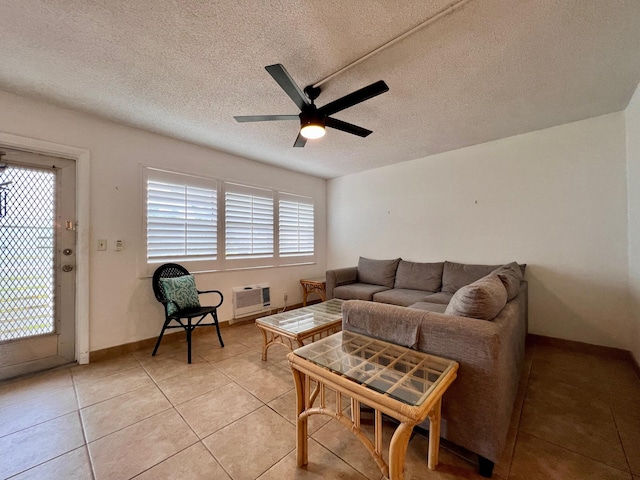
[0,150,76,379]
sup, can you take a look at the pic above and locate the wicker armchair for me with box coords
[151,263,224,363]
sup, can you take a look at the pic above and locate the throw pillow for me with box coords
[357,257,401,288]
[490,262,523,301]
[160,275,200,316]
[444,274,507,320]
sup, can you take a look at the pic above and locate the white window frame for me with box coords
[278,192,315,265]
[143,167,317,274]
[143,167,220,275]
[223,182,275,269]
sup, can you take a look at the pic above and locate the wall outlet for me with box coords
[283,292,288,302]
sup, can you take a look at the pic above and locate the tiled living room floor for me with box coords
[1,321,639,480]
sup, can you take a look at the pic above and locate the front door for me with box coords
[0,148,76,380]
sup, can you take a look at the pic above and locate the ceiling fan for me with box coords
[234,64,389,147]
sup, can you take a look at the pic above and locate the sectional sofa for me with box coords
[325,258,528,477]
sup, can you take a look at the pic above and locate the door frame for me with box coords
[0,132,90,364]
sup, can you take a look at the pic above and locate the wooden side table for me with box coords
[300,278,326,306]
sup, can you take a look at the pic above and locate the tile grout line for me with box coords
[5,376,96,480]
[609,404,634,476]
[521,426,633,475]
[504,342,537,479]
[70,371,97,480]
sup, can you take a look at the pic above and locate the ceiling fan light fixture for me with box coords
[300,123,325,139]
[299,110,326,139]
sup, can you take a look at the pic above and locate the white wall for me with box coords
[0,91,327,352]
[626,83,640,364]
[328,113,631,350]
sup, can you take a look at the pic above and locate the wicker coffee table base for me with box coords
[257,324,341,361]
[287,351,457,480]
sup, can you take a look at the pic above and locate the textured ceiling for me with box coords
[0,1,639,179]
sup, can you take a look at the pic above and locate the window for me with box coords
[143,168,316,272]
[145,169,218,265]
[225,183,273,260]
[279,193,314,257]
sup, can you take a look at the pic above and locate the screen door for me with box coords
[0,149,76,380]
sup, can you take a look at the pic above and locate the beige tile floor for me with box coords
[1,322,639,480]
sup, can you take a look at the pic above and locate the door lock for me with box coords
[62,264,74,272]
[62,248,73,256]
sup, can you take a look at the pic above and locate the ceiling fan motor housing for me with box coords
[300,108,326,128]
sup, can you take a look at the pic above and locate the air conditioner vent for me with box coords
[232,283,270,321]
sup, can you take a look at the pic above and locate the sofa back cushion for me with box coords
[444,274,507,320]
[358,257,400,288]
[394,260,444,291]
[441,261,501,294]
[491,262,524,301]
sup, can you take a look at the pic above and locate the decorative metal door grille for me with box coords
[0,164,56,341]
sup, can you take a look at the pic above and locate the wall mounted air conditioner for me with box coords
[232,283,271,320]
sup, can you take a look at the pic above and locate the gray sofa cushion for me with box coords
[334,283,390,301]
[442,261,501,294]
[372,288,434,307]
[445,274,507,320]
[358,257,401,288]
[422,292,454,305]
[394,260,444,291]
[491,262,524,301]
[407,301,448,313]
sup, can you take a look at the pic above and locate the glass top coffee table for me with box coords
[287,331,458,479]
[255,299,344,360]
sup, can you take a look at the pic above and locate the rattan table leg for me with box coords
[291,367,309,466]
[427,397,442,469]
[389,422,414,480]
[258,326,269,361]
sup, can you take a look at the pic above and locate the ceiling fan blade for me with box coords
[325,117,372,137]
[318,80,389,117]
[234,115,298,123]
[293,133,307,148]
[265,64,310,111]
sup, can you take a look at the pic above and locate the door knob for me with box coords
[62,265,74,272]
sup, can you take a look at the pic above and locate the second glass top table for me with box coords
[255,299,344,360]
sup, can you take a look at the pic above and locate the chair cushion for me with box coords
[421,292,454,305]
[334,283,391,301]
[394,260,443,291]
[372,288,435,307]
[407,302,448,313]
[358,257,400,288]
[444,274,507,320]
[160,275,200,316]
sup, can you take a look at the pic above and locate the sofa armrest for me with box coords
[326,267,358,299]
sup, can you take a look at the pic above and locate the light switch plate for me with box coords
[97,239,107,251]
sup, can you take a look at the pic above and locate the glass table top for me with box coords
[256,299,344,334]
[293,331,456,406]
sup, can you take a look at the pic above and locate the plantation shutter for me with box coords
[225,183,274,259]
[146,170,217,262]
[279,193,314,256]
